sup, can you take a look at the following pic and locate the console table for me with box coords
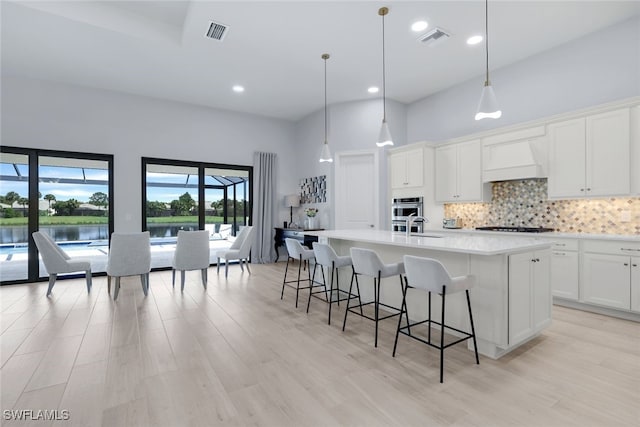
[274,228,324,258]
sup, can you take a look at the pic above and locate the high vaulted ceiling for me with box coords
[2,1,639,121]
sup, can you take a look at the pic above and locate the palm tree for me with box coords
[44,194,56,215]
[4,191,20,207]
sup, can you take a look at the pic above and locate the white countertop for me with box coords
[430,228,640,242]
[305,229,552,256]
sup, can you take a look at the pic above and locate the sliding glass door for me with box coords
[0,147,113,284]
[143,158,252,269]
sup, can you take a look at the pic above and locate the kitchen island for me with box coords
[306,229,553,359]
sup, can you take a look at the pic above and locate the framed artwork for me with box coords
[300,175,326,203]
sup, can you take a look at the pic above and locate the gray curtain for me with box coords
[252,152,276,263]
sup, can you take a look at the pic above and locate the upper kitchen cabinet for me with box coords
[435,139,486,202]
[631,105,640,195]
[548,108,630,199]
[389,145,424,190]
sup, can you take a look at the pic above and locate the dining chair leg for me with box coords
[86,271,92,292]
[141,274,148,296]
[245,259,251,274]
[180,271,186,292]
[239,260,245,272]
[217,258,221,274]
[107,276,111,294]
[201,268,207,289]
[172,269,176,288]
[114,277,121,300]
[225,260,229,278]
[46,274,57,296]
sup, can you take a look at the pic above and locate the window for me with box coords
[0,147,113,284]
[142,158,252,269]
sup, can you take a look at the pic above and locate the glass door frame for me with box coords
[0,146,114,285]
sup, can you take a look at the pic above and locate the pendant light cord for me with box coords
[485,0,490,84]
[382,10,387,120]
[324,56,328,142]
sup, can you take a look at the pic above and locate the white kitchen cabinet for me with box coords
[550,240,579,301]
[581,253,631,310]
[508,250,551,346]
[580,240,640,311]
[389,147,424,189]
[548,108,630,198]
[632,257,640,313]
[435,139,484,202]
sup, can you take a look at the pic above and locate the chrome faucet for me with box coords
[406,213,429,237]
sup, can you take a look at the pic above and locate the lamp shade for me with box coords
[376,119,393,147]
[319,141,333,163]
[284,194,300,208]
[475,83,502,120]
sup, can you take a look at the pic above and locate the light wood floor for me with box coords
[1,262,639,427]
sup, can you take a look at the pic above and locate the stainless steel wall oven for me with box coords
[391,197,424,233]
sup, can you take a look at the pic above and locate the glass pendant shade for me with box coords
[475,82,502,120]
[376,119,393,147]
[319,141,333,163]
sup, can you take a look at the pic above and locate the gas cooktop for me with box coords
[475,226,555,233]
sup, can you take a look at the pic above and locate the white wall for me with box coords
[1,75,297,232]
[293,98,407,230]
[407,16,640,142]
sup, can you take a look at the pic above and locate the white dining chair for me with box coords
[394,255,479,383]
[172,230,210,291]
[215,226,254,277]
[32,231,92,296]
[107,231,151,300]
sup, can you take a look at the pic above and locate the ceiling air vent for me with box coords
[205,21,228,41]
[418,27,450,46]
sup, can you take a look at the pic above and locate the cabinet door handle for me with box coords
[633,264,638,267]
[580,188,585,192]
[624,263,629,266]
[586,188,591,191]
[555,243,566,247]
[553,252,566,256]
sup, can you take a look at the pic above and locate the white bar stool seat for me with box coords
[393,255,479,383]
[342,247,406,347]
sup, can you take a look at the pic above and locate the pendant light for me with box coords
[475,0,502,120]
[376,6,393,147]
[319,53,333,163]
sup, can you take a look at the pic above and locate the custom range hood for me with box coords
[482,125,548,182]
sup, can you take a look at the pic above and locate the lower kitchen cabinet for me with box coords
[632,258,640,312]
[581,253,631,310]
[550,240,579,301]
[508,250,551,345]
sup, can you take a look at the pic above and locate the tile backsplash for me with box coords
[444,179,640,235]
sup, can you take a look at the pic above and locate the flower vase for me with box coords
[307,216,315,229]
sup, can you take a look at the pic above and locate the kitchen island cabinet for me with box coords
[306,229,552,359]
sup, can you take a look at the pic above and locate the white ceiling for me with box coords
[2,1,639,121]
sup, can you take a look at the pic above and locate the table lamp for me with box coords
[284,194,300,228]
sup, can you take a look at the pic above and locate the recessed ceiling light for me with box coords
[232,85,245,93]
[411,21,428,32]
[467,35,483,45]
[368,86,379,94]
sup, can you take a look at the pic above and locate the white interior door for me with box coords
[334,150,380,230]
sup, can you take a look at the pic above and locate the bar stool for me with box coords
[310,242,359,325]
[343,247,405,347]
[393,255,479,383]
[281,238,325,308]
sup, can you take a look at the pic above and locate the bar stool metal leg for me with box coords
[342,270,356,332]
[374,271,381,348]
[467,289,480,364]
[281,256,291,300]
[392,275,410,357]
[440,285,447,383]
